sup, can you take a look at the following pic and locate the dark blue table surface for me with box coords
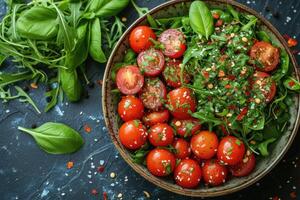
[1,0,300,199]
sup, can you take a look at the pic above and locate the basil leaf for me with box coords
[189,1,214,39]
[227,5,239,21]
[18,122,84,154]
[89,18,106,63]
[59,68,82,102]
[69,2,83,28]
[241,15,257,31]
[94,0,129,18]
[257,31,271,42]
[283,76,300,91]
[16,6,58,40]
[273,50,290,82]
[257,138,276,156]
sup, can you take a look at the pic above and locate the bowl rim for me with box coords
[102,0,300,197]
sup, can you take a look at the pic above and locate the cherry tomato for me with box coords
[172,138,191,159]
[252,71,276,103]
[146,148,176,177]
[171,118,201,138]
[166,87,196,119]
[129,26,156,53]
[250,41,280,72]
[158,29,186,58]
[118,95,144,121]
[116,65,144,95]
[148,123,174,147]
[229,150,256,177]
[174,159,202,188]
[217,136,245,165]
[202,159,228,186]
[137,49,165,77]
[140,78,167,110]
[190,131,219,160]
[119,120,147,150]
[162,60,190,88]
[142,110,170,127]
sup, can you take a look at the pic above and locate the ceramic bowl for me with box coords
[102,0,300,197]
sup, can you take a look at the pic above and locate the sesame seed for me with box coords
[110,172,116,178]
[242,37,248,42]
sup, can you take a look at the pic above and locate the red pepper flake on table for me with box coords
[91,188,98,196]
[66,161,74,169]
[290,191,297,199]
[84,124,92,133]
[103,192,108,200]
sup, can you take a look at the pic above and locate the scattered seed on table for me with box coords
[30,83,38,89]
[117,193,123,198]
[110,172,116,178]
[143,191,151,198]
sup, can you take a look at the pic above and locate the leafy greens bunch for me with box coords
[0,0,129,112]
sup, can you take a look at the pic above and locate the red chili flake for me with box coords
[91,189,98,196]
[289,81,295,87]
[212,13,220,19]
[97,165,105,173]
[97,80,103,85]
[67,161,74,169]
[225,84,231,89]
[237,107,248,121]
[283,34,291,40]
[202,71,210,79]
[288,38,298,47]
[207,96,212,101]
[290,191,297,199]
[245,91,251,96]
[227,75,236,80]
[30,83,38,89]
[228,105,236,110]
[84,124,92,133]
[103,192,108,200]
[215,19,223,27]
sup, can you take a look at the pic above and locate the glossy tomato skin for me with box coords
[202,159,228,186]
[166,87,196,120]
[119,120,148,150]
[118,96,144,121]
[140,78,167,111]
[158,29,186,58]
[250,41,280,72]
[229,150,256,177]
[171,118,201,138]
[252,71,276,103]
[217,136,245,165]
[146,148,176,177]
[129,26,156,53]
[163,60,190,88]
[174,159,202,188]
[116,65,144,95]
[173,138,191,159]
[191,131,219,160]
[142,110,170,127]
[137,49,165,77]
[148,123,174,147]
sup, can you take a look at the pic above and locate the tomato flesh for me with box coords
[119,120,148,150]
[140,78,167,110]
[163,60,190,88]
[229,150,256,177]
[148,123,174,147]
[250,41,280,72]
[171,118,201,138]
[174,159,202,188]
[129,26,156,53]
[116,65,144,95]
[252,71,276,103]
[142,110,169,127]
[137,49,165,77]
[217,136,245,165]
[166,87,197,119]
[118,95,144,122]
[202,159,228,186]
[146,148,176,177]
[173,138,191,159]
[191,131,219,160]
[158,29,186,58]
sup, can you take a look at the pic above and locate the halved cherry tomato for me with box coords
[140,78,167,110]
[163,60,190,88]
[148,123,174,147]
[172,138,191,159]
[118,96,144,122]
[146,148,176,177]
[252,71,276,103]
[142,110,170,127]
[202,159,228,186]
[229,150,256,177]
[174,159,202,188]
[129,26,156,53]
[191,131,219,160]
[171,118,201,138]
[158,29,186,58]
[137,49,165,77]
[217,136,245,165]
[119,120,147,150]
[166,87,196,119]
[250,41,280,72]
[116,65,144,95]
